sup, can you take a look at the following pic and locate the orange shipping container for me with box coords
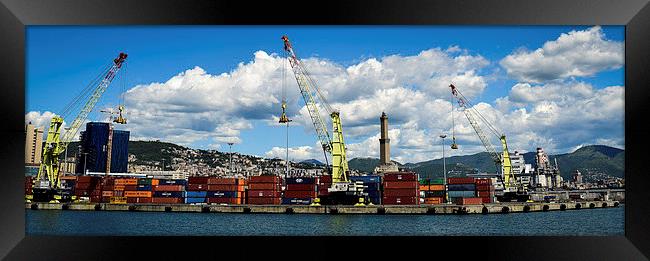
[115,178,138,185]
[423,197,444,204]
[124,191,152,198]
[113,185,125,191]
[101,191,114,197]
[430,185,445,191]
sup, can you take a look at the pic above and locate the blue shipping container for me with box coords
[184,197,206,204]
[364,183,381,191]
[186,191,207,198]
[158,179,188,185]
[285,177,317,184]
[351,175,382,183]
[136,185,152,191]
[153,191,185,197]
[424,190,446,197]
[367,190,382,198]
[281,198,312,205]
[447,190,476,198]
[368,196,381,205]
[206,191,238,198]
[447,184,476,191]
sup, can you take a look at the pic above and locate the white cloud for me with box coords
[500,26,623,83]
[25,111,58,130]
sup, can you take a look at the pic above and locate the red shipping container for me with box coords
[286,184,317,191]
[477,191,495,197]
[101,191,114,197]
[247,197,281,205]
[102,185,114,191]
[207,198,240,204]
[188,176,209,184]
[207,184,244,191]
[76,176,101,183]
[75,190,102,197]
[249,176,282,184]
[152,197,183,204]
[283,190,317,198]
[475,178,492,185]
[476,185,495,191]
[247,190,282,198]
[123,185,138,191]
[382,196,419,205]
[249,183,282,190]
[383,172,418,181]
[89,195,102,203]
[481,197,493,203]
[153,185,184,192]
[384,188,419,197]
[453,197,483,205]
[319,175,332,183]
[75,182,101,190]
[126,197,153,204]
[383,181,418,189]
[447,177,476,184]
[187,184,208,191]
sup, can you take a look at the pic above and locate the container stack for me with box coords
[100,176,115,203]
[475,178,495,203]
[382,172,419,205]
[59,176,77,191]
[186,176,209,204]
[247,175,282,205]
[350,175,382,205]
[206,177,245,204]
[317,175,332,198]
[153,179,185,204]
[74,176,103,202]
[119,178,152,204]
[447,177,482,205]
[419,178,446,205]
[282,177,318,205]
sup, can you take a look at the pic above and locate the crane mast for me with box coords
[449,84,515,190]
[281,35,350,183]
[36,52,128,191]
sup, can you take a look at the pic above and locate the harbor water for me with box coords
[26,204,624,236]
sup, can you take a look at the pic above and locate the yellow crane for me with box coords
[449,84,530,202]
[280,35,366,205]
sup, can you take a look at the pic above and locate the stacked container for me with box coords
[186,176,209,203]
[247,175,282,205]
[350,175,382,205]
[317,175,332,198]
[59,176,77,191]
[152,179,185,204]
[447,177,482,205]
[74,176,103,202]
[475,178,495,203]
[382,172,419,205]
[206,177,245,204]
[119,178,152,203]
[100,176,115,203]
[282,177,318,205]
[419,178,446,204]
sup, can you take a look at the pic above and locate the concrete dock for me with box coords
[26,200,620,215]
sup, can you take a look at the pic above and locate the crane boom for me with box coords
[36,52,127,190]
[450,84,515,189]
[281,35,349,183]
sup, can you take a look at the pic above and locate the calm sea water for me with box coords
[26,205,624,236]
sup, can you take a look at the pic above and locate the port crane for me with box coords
[449,84,530,202]
[281,35,366,205]
[33,52,128,202]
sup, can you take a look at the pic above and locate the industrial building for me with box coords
[25,122,44,165]
[75,122,130,174]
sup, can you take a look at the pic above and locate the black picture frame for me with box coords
[1,0,649,259]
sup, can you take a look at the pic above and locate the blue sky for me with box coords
[26,26,625,163]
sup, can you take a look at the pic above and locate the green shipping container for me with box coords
[137,178,153,185]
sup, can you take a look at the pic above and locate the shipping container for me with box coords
[126,197,153,204]
[383,188,419,197]
[367,190,381,198]
[382,196,419,205]
[124,191,152,198]
[447,184,476,191]
[137,178,159,186]
[152,185,185,192]
[136,184,152,191]
[447,190,476,198]
[123,185,138,191]
[383,181,418,189]
[109,196,127,204]
[157,179,188,185]
[184,197,206,204]
[113,185,125,191]
[188,176,209,184]
[476,191,495,197]
[481,197,493,203]
[363,183,381,191]
[249,175,282,184]
[475,185,495,191]
[247,190,282,198]
[207,198,240,204]
[383,172,418,181]
[281,198,312,205]
[206,191,239,198]
[153,191,185,198]
[115,178,138,185]
[187,184,208,191]
[152,197,183,204]
[207,184,245,192]
[286,184,317,191]
[451,197,483,205]
[101,191,114,197]
[447,177,476,184]
[424,190,446,197]
[350,175,381,183]
[185,191,208,198]
[285,177,318,184]
[248,183,282,190]
[475,178,492,185]
[319,175,332,183]
[76,176,102,183]
[75,182,101,190]
[248,197,282,205]
[207,177,244,185]
[284,190,317,198]
[423,197,445,204]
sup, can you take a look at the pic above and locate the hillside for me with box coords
[348,145,624,180]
